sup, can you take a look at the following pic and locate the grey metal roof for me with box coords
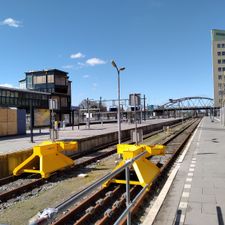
[0,86,50,95]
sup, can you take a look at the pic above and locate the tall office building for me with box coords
[212,29,225,107]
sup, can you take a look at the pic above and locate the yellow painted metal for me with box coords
[13,141,77,178]
[103,144,165,190]
[110,179,141,185]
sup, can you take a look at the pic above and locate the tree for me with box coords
[79,99,107,111]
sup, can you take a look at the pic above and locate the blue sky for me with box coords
[0,0,224,106]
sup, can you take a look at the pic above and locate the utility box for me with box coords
[131,129,143,143]
[129,93,141,106]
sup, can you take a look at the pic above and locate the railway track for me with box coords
[49,118,200,225]
[0,118,194,209]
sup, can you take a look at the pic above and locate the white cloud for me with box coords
[1,18,22,28]
[78,62,85,66]
[0,83,14,88]
[86,58,106,66]
[70,52,85,59]
[92,83,98,90]
[62,65,74,69]
[75,62,86,70]
[83,74,90,79]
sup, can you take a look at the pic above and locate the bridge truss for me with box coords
[159,97,214,110]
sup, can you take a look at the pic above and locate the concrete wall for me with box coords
[0,119,181,178]
[74,119,182,154]
[0,149,32,178]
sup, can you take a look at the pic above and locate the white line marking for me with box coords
[189,168,195,172]
[179,202,188,209]
[186,178,192,182]
[188,173,193,176]
[190,164,195,167]
[184,184,191,189]
[182,192,190,198]
[214,117,220,122]
[180,214,185,223]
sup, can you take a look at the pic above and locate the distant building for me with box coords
[19,69,72,121]
[212,29,225,107]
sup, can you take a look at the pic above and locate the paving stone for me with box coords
[190,187,202,195]
[185,211,218,225]
[201,195,217,204]
[189,192,202,203]
[202,187,215,195]
[202,203,217,215]
[186,202,202,214]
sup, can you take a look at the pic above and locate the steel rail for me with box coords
[51,118,200,225]
[0,119,186,203]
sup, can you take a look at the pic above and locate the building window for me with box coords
[223,59,225,64]
[218,59,221,64]
[222,44,225,48]
[222,51,225,55]
[48,74,54,83]
[27,75,33,89]
[219,83,222,90]
[61,97,68,107]
[219,90,223,96]
[218,67,222,72]
[218,52,221,56]
[218,75,222,80]
[33,75,46,84]
[217,44,221,48]
[223,67,225,71]
[55,76,66,85]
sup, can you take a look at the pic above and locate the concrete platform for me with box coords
[0,118,182,178]
[0,118,179,154]
[143,117,225,225]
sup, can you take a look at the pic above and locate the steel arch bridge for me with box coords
[159,97,214,110]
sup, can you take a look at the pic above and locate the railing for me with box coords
[29,150,149,225]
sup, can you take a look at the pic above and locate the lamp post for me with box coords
[111,60,125,144]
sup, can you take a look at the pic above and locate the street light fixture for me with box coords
[112,60,125,144]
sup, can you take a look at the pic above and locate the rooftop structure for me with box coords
[19,69,72,121]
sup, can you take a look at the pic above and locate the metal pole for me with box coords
[100,96,103,126]
[78,109,80,130]
[223,105,225,127]
[87,98,90,129]
[134,94,138,145]
[30,102,34,143]
[118,71,121,144]
[125,166,131,225]
[144,94,146,121]
[51,105,55,142]
[72,110,74,130]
